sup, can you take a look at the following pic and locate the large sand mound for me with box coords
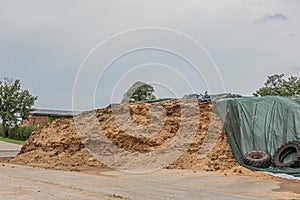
[11,99,241,172]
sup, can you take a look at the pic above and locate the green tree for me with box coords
[121,81,156,104]
[225,93,242,98]
[254,74,300,97]
[0,78,37,137]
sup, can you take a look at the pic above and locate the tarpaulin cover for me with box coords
[217,96,300,177]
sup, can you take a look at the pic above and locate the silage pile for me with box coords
[10,99,240,172]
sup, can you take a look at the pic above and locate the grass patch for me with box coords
[0,136,24,145]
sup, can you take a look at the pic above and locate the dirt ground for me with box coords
[10,99,270,178]
[1,163,300,200]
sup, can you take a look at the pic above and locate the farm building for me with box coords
[22,109,82,126]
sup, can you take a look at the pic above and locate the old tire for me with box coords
[273,141,300,168]
[243,151,271,168]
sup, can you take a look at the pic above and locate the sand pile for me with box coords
[10,118,105,171]
[11,99,241,172]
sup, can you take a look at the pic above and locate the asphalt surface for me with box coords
[0,141,21,157]
[0,163,300,200]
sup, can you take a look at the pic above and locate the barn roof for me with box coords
[31,109,82,116]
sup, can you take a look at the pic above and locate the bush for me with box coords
[48,115,70,123]
[0,125,3,136]
[7,125,40,141]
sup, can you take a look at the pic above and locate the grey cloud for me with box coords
[0,0,299,109]
[291,65,300,71]
[255,13,288,24]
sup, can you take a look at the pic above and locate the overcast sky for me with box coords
[1,0,299,110]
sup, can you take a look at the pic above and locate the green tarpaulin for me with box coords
[217,96,300,177]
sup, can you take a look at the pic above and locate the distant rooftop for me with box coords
[31,109,82,116]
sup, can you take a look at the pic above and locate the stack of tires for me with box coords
[243,141,300,168]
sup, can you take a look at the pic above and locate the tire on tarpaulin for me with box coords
[273,141,300,168]
[243,151,271,168]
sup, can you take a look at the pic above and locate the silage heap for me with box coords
[11,99,240,172]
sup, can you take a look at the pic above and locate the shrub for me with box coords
[7,125,40,141]
[48,115,70,123]
[0,124,3,136]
